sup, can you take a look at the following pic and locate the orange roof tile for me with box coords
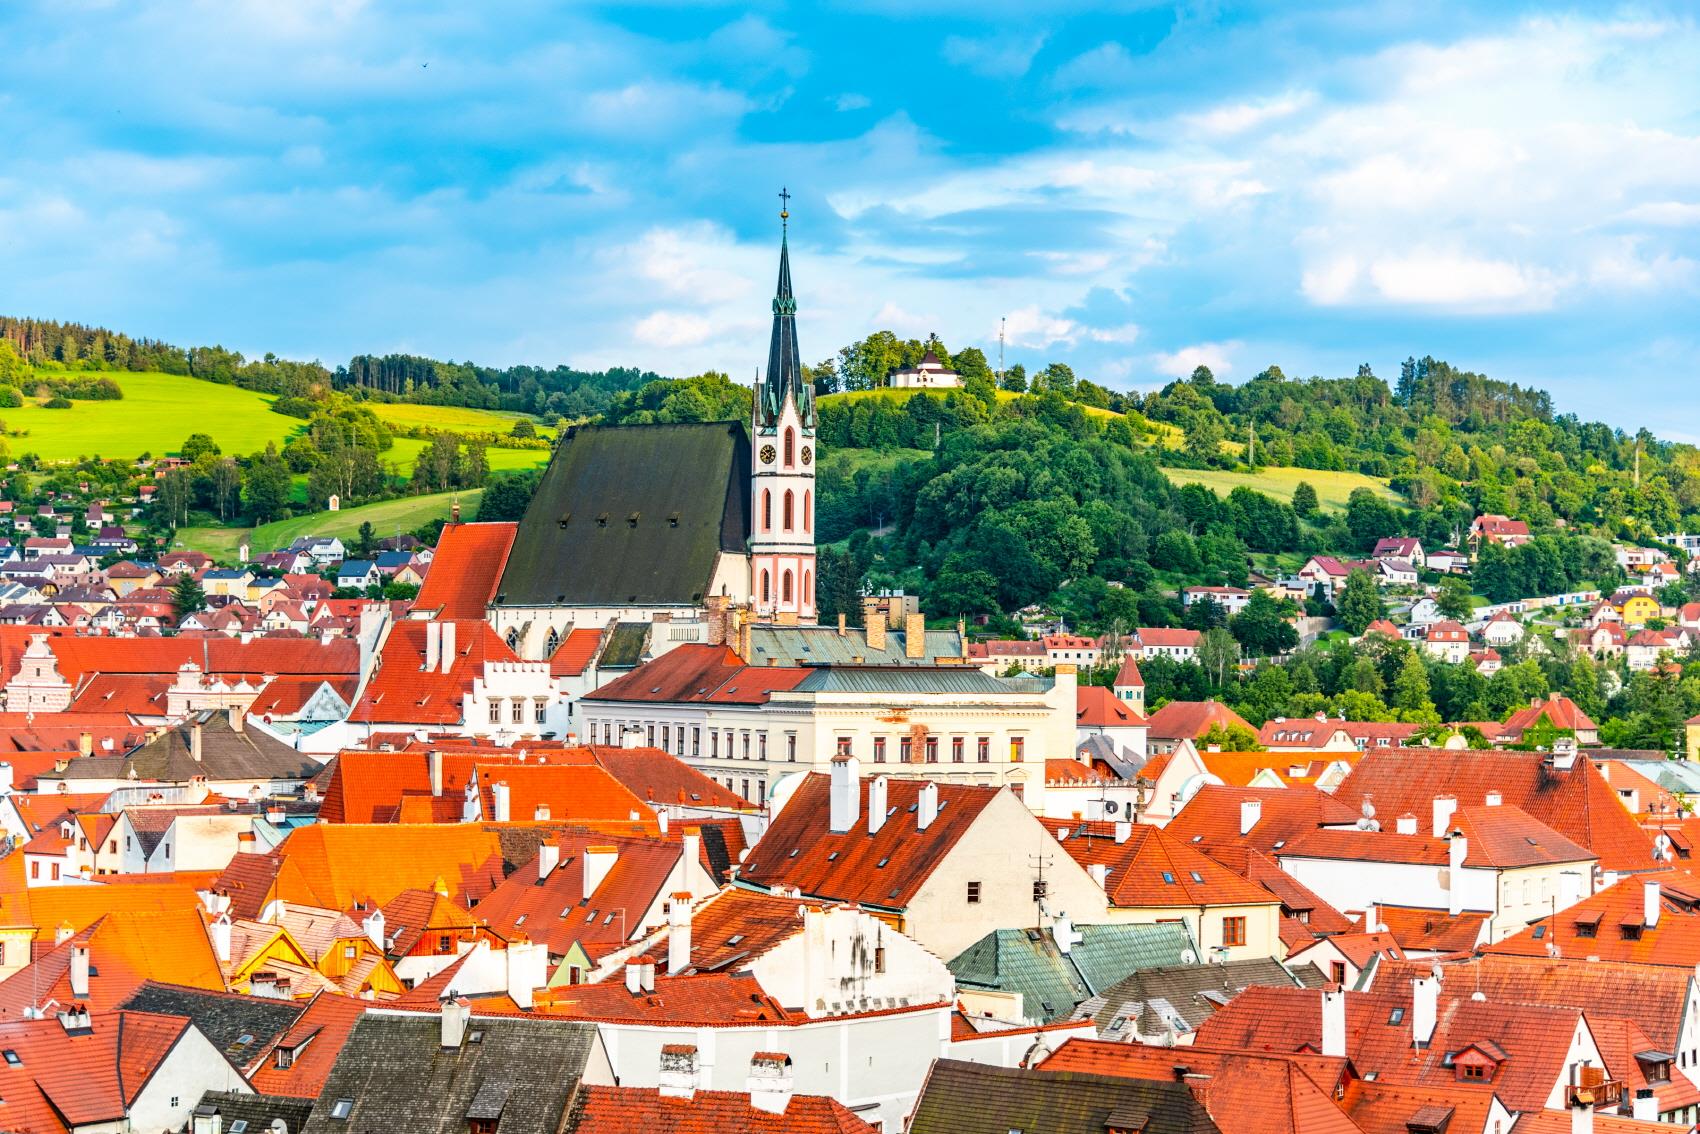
[412,522,517,619]
[1052,820,1278,909]
[0,909,224,1017]
[1165,784,1361,854]
[1144,700,1253,741]
[1076,685,1146,727]
[247,991,367,1098]
[0,1010,191,1134]
[251,824,508,911]
[569,1083,876,1134]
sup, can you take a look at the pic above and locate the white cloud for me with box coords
[634,310,715,348]
[871,301,937,336]
[1149,342,1240,380]
[834,92,871,112]
[1180,91,1315,136]
[941,32,1046,79]
[1002,305,1079,348]
[1049,43,1138,92]
[1367,253,1564,311]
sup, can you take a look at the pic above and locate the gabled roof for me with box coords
[40,711,321,785]
[0,1010,193,1134]
[584,644,801,705]
[950,922,1199,1023]
[1334,750,1657,872]
[247,991,367,1098]
[0,909,226,1017]
[497,422,750,609]
[526,969,799,1026]
[1113,654,1144,688]
[1053,821,1277,909]
[738,774,1000,910]
[1077,685,1147,727]
[228,824,509,912]
[121,981,305,1072]
[1077,959,1309,1039]
[1485,868,1700,967]
[1503,694,1598,735]
[348,620,519,725]
[1144,700,1252,741]
[412,523,516,619]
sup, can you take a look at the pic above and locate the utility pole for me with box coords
[1029,851,1053,924]
[1248,419,1257,466]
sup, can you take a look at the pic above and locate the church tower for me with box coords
[750,191,817,622]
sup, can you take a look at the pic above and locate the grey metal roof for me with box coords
[745,625,966,667]
[196,1091,315,1134]
[908,1060,1220,1134]
[1078,957,1306,1038]
[790,665,1052,696]
[948,922,1199,1024]
[39,712,320,785]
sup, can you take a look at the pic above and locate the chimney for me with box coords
[904,613,926,659]
[439,622,456,673]
[1087,862,1108,889]
[1240,798,1261,836]
[537,843,560,881]
[1114,821,1132,844]
[0,763,12,795]
[505,939,544,1011]
[917,782,939,831]
[54,920,73,946]
[1411,971,1440,1047]
[363,909,385,950]
[747,1052,794,1116]
[863,600,885,652]
[680,826,699,888]
[583,846,618,896]
[190,723,203,763]
[491,781,511,822]
[211,913,231,963]
[429,750,444,797]
[425,620,441,672]
[829,755,861,834]
[1432,795,1457,838]
[659,1044,698,1100]
[1633,1088,1658,1122]
[69,945,89,997]
[1645,880,1662,929]
[1395,813,1418,835]
[1362,903,1379,933]
[624,958,644,995]
[440,997,470,1049]
[867,775,889,836]
[228,705,245,733]
[1321,988,1346,1057]
[77,733,92,759]
[1484,789,1502,807]
[1053,914,1082,955]
[1448,833,1467,916]
[667,892,692,976]
[837,613,847,637]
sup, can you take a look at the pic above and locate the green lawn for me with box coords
[177,489,485,560]
[383,437,552,474]
[3,372,298,462]
[367,402,554,438]
[1160,466,1401,511]
[817,447,933,474]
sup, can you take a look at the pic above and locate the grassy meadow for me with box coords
[177,489,484,559]
[1159,465,1400,511]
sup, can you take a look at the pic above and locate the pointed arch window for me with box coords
[784,428,795,467]
[783,490,795,531]
[803,490,812,533]
[803,570,813,605]
[544,627,560,657]
[760,570,771,603]
[782,570,794,604]
[761,489,772,532]
[505,628,520,650]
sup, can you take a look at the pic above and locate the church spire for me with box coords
[762,188,806,424]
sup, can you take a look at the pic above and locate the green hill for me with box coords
[3,371,297,461]
[177,488,483,559]
[1159,465,1399,511]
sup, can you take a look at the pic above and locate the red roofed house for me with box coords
[1276,801,1598,943]
[1052,820,1284,960]
[410,522,517,620]
[1372,537,1426,568]
[312,619,560,752]
[1144,700,1254,756]
[1502,694,1600,746]
[1470,513,1533,548]
[739,762,1108,958]
[1074,685,1147,758]
[1421,620,1470,663]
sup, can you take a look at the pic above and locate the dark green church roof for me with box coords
[496,421,750,608]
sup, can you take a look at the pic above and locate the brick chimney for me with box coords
[747,1052,794,1115]
[904,613,926,659]
[659,1044,698,1100]
[829,755,861,834]
[863,599,885,651]
[583,845,617,896]
[666,892,693,976]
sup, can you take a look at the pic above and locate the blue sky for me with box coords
[3,2,1700,434]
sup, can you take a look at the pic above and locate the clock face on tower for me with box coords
[760,444,777,464]
[801,445,813,465]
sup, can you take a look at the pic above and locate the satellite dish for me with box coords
[1180,949,1198,965]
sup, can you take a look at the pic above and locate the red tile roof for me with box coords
[412,522,517,619]
[248,991,367,1098]
[1372,906,1489,954]
[1144,699,1252,741]
[1484,868,1700,967]
[1165,785,1362,854]
[0,1010,191,1134]
[585,644,809,706]
[548,627,602,677]
[0,909,225,1017]
[1052,820,1277,909]
[527,970,798,1026]
[1281,806,1594,870]
[348,619,519,725]
[739,773,999,909]
[569,1083,876,1133]
[1113,654,1143,687]
[1076,685,1147,727]
[1334,750,1658,872]
[1503,694,1598,736]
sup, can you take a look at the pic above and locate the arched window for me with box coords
[803,490,812,533]
[804,570,813,605]
[782,570,794,603]
[544,627,560,657]
[761,489,772,531]
[505,628,520,650]
[760,570,771,603]
[783,490,794,531]
[784,428,795,467]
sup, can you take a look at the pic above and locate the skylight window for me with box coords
[725,935,745,946]
[229,1121,249,1134]
[2,1052,18,1067]
[1161,872,1175,884]
[1389,1008,1404,1025]
[330,1099,354,1120]
[877,857,890,868]
[1189,872,1204,883]
[827,851,838,861]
